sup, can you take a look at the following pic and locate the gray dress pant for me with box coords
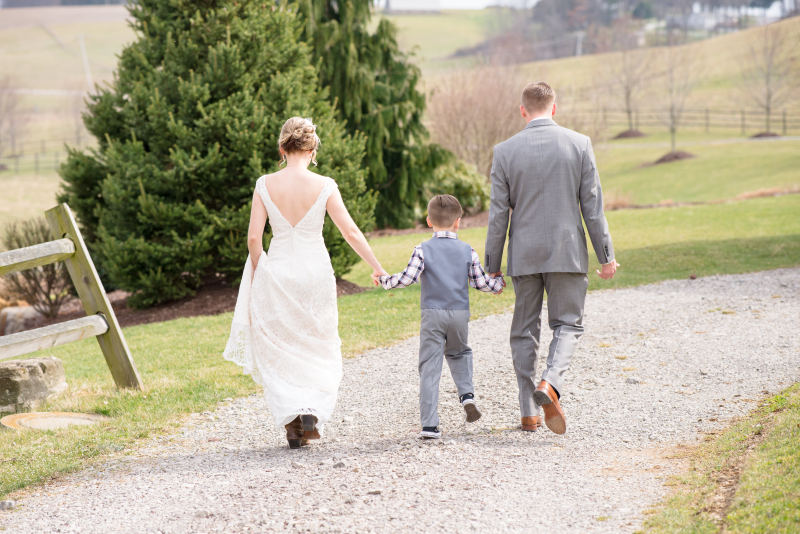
[510,273,588,417]
[418,309,474,428]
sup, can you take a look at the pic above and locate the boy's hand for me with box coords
[490,271,507,287]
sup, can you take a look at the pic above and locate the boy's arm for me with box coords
[468,249,504,293]
[379,246,424,289]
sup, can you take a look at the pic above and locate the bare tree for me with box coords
[659,43,697,154]
[427,65,525,176]
[742,22,796,134]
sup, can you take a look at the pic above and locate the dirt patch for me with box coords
[368,211,489,238]
[39,278,367,329]
[701,421,772,528]
[750,131,780,139]
[736,186,800,200]
[648,151,695,166]
[613,129,647,139]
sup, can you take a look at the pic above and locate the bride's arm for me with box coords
[247,192,268,271]
[326,188,386,281]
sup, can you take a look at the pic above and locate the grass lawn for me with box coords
[596,136,800,206]
[643,384,800,533]
[2,194,799,498]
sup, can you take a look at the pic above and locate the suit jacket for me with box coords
[484,117,614,276]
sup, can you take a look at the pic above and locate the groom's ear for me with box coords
[520,105,527,120]
[426,216,433,228]
[552,102,557,116]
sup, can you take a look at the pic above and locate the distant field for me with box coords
[1,6,798,227]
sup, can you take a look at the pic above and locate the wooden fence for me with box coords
[0,203,142,389]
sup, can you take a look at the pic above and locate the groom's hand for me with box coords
[596,260,619,280]
[489,272,506,287]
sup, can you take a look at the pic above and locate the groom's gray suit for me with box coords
[485,117,614,417]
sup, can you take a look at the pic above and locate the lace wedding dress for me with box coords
[223,175,342,431]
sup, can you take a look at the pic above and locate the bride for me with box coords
[223,117,386,449]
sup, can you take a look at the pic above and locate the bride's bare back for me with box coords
[263,167,327,227]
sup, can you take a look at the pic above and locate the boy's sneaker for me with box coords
[460,393,482,423]
[419,426,442,439]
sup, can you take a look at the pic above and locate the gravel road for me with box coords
[3,269,799,533]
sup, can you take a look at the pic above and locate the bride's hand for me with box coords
[372,269,387,286]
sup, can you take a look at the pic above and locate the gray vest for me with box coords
[420,237,472,311]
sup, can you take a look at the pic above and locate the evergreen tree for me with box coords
[294,0,450,228]
[59,0,374,308]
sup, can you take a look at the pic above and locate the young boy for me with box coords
[379,194,505,439]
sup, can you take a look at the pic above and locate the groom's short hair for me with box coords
[427,194,463,228]
[522,81,556,113]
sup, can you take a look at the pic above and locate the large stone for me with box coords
[0,357,67,414]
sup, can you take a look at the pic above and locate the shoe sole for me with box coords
[300,414,318,432]
[288,439,302,449]
[464,403,482,423]
[534,390,566,434]
[419,432,441,439]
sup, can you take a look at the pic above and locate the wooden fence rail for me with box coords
[0,203,142,389]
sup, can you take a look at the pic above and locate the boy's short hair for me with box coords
[427,194,463,228]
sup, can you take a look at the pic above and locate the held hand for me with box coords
[489,272,507,287]
[596,260,619,280]
[371,269,388,286]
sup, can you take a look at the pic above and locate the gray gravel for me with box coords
[2,269,799,533]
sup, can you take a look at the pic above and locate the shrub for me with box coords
[58,1,374,308]
[2,218,74,318]
[422,156,489,219]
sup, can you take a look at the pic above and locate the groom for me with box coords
[485,81,618,435]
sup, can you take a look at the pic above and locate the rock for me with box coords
[0,500,14,510]
[0,305,42,335]
[0,358,67,414]
[625,377,640,385]
[332,461,345,469]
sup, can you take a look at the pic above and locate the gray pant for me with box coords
[510,273,588,417]
[418,309,474,428]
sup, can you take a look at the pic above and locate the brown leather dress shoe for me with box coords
[285,416,304,449]
[533,380,566,435]
[521,416,542,431]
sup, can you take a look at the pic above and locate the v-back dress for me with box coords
[223,175,343,431]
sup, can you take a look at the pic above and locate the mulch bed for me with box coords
[39,277,367,329]
[613,129,647,139]
[648,151,695,166]
[750,132,780,138]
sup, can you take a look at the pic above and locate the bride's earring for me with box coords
[311,151,318,167]
[280,153,287,167]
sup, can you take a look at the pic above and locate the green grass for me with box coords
[597,136,800,206]
[0,171,61,228]
[642,384,800,533]
[3,195,799,498]
[341,194,800,354]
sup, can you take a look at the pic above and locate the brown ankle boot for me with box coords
[285,416,303,449]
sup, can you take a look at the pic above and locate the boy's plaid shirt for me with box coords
[379,231,504,293]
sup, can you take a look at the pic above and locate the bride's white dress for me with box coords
[223,175,342,431]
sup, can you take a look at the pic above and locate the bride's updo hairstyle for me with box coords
[278,117,321,166]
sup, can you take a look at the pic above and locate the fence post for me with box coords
[34,153,39,175]
[705,108,709,132]
[783,109,787,136]
[635,111,639,130]
[740,110,745,135]
[45,204,143,389]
